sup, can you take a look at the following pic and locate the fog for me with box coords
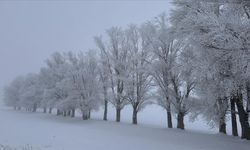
[0,0,172,98]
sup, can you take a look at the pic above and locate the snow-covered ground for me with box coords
[0,103,249,150]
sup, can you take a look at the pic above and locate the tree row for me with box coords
[4,0,250,140]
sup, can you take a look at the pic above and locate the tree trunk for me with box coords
[116,108,121,122]
[177,112,185,130]
[219,115,226,134]
[49,108,52,114]
[246,81,250,120]
[43,107,47,113]
[56,109,61,116]
[88,110,91,119]
[17,107,21,110]
[63,111,66,117]
[32,104,37,112]
[67,110,71,116]
[167,105,173,128]
[235,91,250,140]
[103,100,108,121]
[82,111,88,120]
[71,109,75,118]
[132,107,138,124]
[230,97,238,136]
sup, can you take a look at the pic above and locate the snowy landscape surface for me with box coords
[0,102,249,150]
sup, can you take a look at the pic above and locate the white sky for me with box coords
[0,0,172,96]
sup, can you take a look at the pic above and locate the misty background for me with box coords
[0,0,172,101]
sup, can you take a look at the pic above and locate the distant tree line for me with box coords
[3,0,250,140]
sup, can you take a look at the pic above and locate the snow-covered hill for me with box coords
[0,106,249,150]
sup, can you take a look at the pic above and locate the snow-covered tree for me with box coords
[3,76,25,110]
[169,42,196,130]
[66,51,101,120]
[95,37,110,121]
[142,13,175,128]
[95,27,129,122]
[171,0,250,138]
[19,73,44,112]
[43,52,69,115]
[124,24,154,124]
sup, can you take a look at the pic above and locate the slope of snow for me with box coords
[0,106,249,150]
